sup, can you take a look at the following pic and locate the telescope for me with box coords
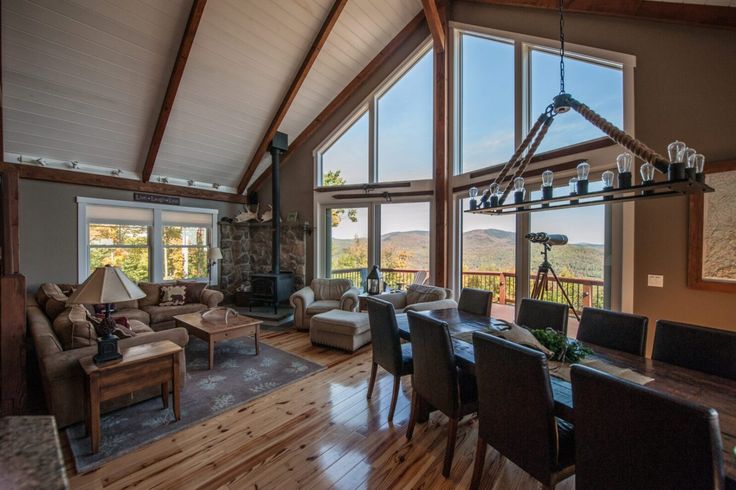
[525,232,568,247]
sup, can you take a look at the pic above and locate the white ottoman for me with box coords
[310,310,371,353]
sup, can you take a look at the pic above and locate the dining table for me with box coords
[395,308,736,479]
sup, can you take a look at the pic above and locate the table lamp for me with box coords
[207,247,223,285]
[68,265,146,364]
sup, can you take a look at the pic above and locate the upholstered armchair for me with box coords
[290,278,360,330]
[378,284,457,313]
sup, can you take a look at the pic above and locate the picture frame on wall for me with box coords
[688,161,736,293]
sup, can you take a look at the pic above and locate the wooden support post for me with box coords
[432,2,449,287]
[499,273,506,305]
[583,283,593,308]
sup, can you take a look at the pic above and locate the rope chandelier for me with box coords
[468,0,713,216]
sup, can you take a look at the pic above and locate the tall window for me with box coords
[459,34,515,173]
[530,48,623,153]
[326,206,368,285]
[317,46,433,187]
[78,198,217,283]
[380,202,431,287]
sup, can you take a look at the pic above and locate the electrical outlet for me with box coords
[648,274,664,288]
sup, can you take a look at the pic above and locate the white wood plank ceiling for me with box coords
[2,0,422,191]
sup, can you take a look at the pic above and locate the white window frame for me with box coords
[314,39,436,281]
[448,23,636,311]
[77,197,219,285]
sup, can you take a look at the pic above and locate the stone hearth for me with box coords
[219,221,306,297]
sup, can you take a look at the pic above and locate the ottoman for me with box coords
[310,310,371,353]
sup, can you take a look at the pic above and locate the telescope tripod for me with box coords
[530,244,580,321]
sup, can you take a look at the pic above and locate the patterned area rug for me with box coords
[66,337,323,473]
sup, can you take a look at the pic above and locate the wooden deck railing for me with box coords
[331,268,605,309]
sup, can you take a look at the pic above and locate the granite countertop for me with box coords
[0,416,69,489]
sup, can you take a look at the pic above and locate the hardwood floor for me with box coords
[64,329,576,489]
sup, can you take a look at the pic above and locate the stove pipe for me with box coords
[269,132,288,274]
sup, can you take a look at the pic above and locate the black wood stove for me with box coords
[250,131,294,313]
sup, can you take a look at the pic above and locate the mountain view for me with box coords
[332,228,604,280]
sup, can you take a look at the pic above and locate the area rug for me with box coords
[65,337,322,473]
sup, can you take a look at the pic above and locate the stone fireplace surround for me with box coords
[218,221,307,298]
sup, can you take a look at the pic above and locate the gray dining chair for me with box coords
[516,298,569,334]
[571,364,727,490]
[653,320,736,380]
[576,307,648,356]
[470,331,575,490]
[405,311,477,478]
[365,297,413,422]
[457,288,493,316]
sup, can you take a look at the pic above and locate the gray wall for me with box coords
[19,179,241,290]
[257,2,736,342]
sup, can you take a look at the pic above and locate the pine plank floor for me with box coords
[63,329,577,489]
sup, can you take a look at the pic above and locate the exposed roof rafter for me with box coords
[236,0,350,195]
[251,11,429,193]
[141,0,208,183]
[422,0,446,51]
[464,0,736,30]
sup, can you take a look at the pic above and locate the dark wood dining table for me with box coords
[395,309,736,478]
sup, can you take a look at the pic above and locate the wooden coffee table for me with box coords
[174,311,262,370]
[79,340,183,453]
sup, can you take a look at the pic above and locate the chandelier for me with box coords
[467,1,713,216]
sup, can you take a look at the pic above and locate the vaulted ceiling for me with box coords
[2,0,734,198]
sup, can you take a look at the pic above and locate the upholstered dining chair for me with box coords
[457,288,493,316]
[653,320,736,380]
[516,298,569,334]
[571,364,727,490]
[365,297,413,422]
[405,311,478,478]
[470,332,575,490]
[576,307,648,356]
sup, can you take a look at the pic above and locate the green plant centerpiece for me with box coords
[531,328,593,363]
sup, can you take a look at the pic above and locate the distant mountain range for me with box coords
[333,228,604,279]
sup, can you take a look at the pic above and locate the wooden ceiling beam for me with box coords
[2,163,247,204]
[141,0,208,183]
[462,0,736,30]
[251,11,428,193]
[422,0,446,52]
[236,0,349,195]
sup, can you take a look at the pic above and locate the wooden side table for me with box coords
[79,340,183,453]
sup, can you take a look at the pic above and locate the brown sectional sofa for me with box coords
[28,281,224,428]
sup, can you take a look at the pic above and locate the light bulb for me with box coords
[569,177,578,195]
[616,153,633,173]
[693,154,705,173]
[667,141,686,163]
[576,161,590,181]
[542,170,554,187]
[513,176,525,192]
[489,183,498,194]
[681,148,696,167]
[602,170,615,188]
[469,186,478,198]
[640,162,655,183]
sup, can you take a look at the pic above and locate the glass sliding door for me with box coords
[379,202,431,288]
[461,198,517,322]
[326,206,369,287]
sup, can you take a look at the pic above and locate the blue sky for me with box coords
[325,34,623,246]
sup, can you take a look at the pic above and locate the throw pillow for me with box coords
[177,281,207,304]
[52,305,97,350]
[41,284,70,321]
[406,284,446,305]
[160,285,187,306]
[138,282,161,307]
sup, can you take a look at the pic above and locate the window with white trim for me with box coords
[78,198,218,284]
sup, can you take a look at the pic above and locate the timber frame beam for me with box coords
[141,0,208,182]
[1,163,247,204]
[236,0,349,194]
[432,0,449,287]
[422,0,446,52]
[251,11,428,193]
[464,0,736,30]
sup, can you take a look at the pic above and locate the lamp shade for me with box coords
[207,247,223,261]
[68,266,146,304]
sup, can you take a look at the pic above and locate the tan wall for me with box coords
[256,3,736,343]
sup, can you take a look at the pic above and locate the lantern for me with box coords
[366,265,382,295]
